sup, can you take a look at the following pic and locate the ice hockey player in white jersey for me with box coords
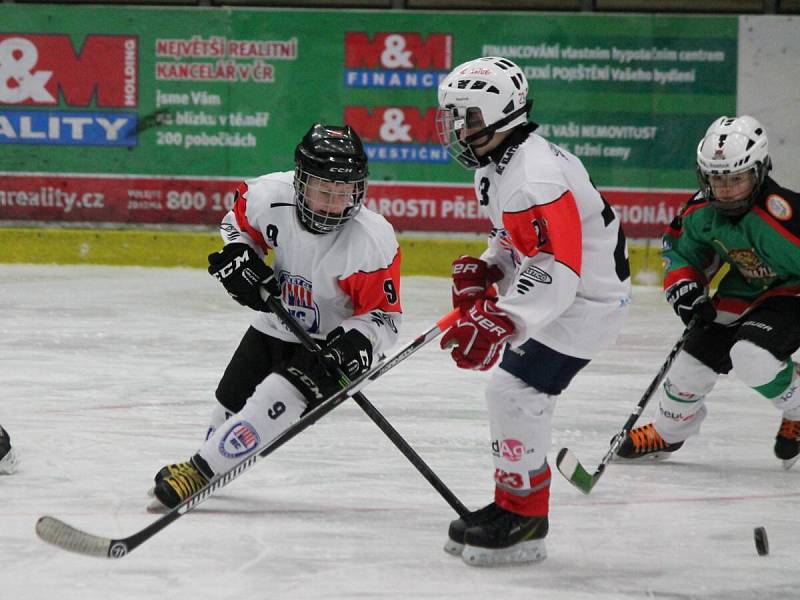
[150,123,402,509]
[0,425,18,474]
[435,57,632,566]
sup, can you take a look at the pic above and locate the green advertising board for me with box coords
[0,5,736,235]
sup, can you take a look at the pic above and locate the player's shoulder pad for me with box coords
[343,206,400,270]
[755,177,800,238]
[682,190,710,212]
[243,171,294,201]
[514,135,566,178]
[669,190,711,230]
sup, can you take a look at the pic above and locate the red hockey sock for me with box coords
[495,463,551,517]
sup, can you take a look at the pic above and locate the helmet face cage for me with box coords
[435,106,491,169]
[437,56,531,170]
[294,169,366,235]
[696,115,770,217]
[294,124,368,234]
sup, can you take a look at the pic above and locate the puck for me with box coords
[753,526,769,556]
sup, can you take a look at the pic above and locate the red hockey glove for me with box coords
[451,256,504,313]
[440,299,515,371]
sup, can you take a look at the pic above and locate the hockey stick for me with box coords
[35,308,461,559]
[265,295,469,518]
[556,318,697,495]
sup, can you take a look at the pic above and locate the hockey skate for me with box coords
[615,423,684,460]
[148,456,211,512]
[0,426,18,475]
[444,502,505,556]
[147,462,196,497]
[461,506,548,567]
[774,418,800,470]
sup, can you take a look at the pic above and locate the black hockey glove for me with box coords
[666,280,716,326]
[279,328,373,408]
[322,327,374,380]
[208,243,280,312]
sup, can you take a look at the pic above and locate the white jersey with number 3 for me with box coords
[477,128,632,359]
[217,170,403,356]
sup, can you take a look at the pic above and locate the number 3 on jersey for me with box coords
[600,197,630,282]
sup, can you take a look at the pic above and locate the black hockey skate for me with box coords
[461,506,548,567]
[147,461,200,498]
[774,418,800,470]
[149,456,212,511]
[444,502,505,556]
[616,423,684,460]
[0,425,18,475]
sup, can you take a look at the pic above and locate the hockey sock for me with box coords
[486,369,555,516]
[204,402,232,441]
[654,351,716,442]
[197,373,308,475]
[730,341,800,415]
[495,462,551,517]
[760,362,799,417]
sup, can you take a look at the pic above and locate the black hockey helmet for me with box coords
[294,124,368,234]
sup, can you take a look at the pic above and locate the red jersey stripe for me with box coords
[501,190,582,275]
[232,182,270,253]
[663,265,705,290]
[716,286,800,315]
[752,206,800,248]
[665,201,710,238]
[338,249,402,316]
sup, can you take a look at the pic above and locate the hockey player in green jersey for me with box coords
[616,115,800,469]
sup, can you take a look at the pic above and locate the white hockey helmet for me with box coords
[696,115,771,216]
[436,56,531,169]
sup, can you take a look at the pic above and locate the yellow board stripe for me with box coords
[0,227,663,280]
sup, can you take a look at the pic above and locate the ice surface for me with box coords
[1,264,798,599]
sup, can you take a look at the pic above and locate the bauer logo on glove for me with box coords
[440,299,515,371]
[665,279,716,326]
[450,256,504,313]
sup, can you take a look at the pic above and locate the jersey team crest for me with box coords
[279,271,320,334]
[727,248,777,282]
[766,194,792,221]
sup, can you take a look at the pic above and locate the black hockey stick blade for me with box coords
[36,516,120,558]
[36,510,183,559]
[36,467,226,558]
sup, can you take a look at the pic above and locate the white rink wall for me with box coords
[738,16,800,191]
